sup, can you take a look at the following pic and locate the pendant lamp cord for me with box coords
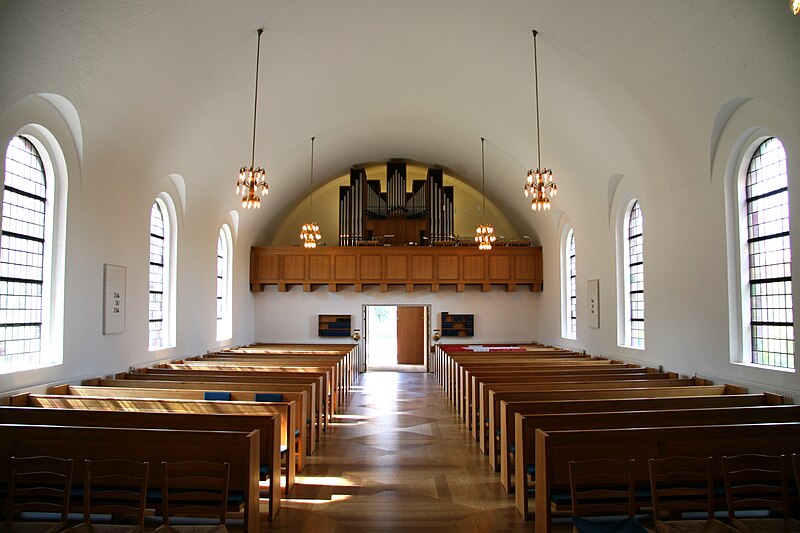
[250,28,263,169]
[310,136,315,218]
[481,137,486,225]
[532,29,541,169]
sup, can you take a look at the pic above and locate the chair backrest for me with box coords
[161,460,230,526]
[569,458,637,518]
[722,454,790,521]
[649,456,715,520]
[7,455,74,526]
[82,458,150,528]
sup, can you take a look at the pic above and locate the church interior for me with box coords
[0,1,799,531]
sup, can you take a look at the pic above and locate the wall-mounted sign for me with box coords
[103,264,126,335]
[587,279,600,329]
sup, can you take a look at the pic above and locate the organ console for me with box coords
[339,162,454,246]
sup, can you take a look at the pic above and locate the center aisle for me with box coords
[261,371,529,532]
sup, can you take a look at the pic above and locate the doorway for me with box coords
[364,304,429,371]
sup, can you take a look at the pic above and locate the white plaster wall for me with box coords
[253,286,541,348]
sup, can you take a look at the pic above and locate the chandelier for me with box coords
[523,30,558,211]
[236,28,268,209]
[300,136,321,248]
[475,137,496,251]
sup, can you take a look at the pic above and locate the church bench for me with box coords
[134,367,329,431]
[532,422,800,533]
[465,368,665,434]
[499,392,785,493]
[159,362,337,425]
[0,422,263,531]
[0,405,281,521]
[478,377,707,453]
[452,357,618,413]
[52,384,308,470]
[8,392,297,494]
[87,377,318,454]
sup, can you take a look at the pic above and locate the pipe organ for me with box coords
[339,162,454,246]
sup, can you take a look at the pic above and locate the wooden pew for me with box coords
[0,405,280,521]
[52,384,308,471]
[499,392,786,493]
[479,378,707,454]
[462,366,656,426]
[86,377,318,455]
[131,368,329,431]
[0,423,263,532]
[151,364,335,429]
[9,392,298,493]
[533,422,800,533]
[466,368,664,437]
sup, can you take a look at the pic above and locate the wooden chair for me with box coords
[63,459,149,533]
[568,458,648,533]
[2,456,74,533]
[154,461,229,533]
[721,454,800,533]
[648,456,738,533]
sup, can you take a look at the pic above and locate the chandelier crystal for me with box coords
[474,137,495,251]
[236,28,268,209]
[524,29,557,212]
[299,136,321,248]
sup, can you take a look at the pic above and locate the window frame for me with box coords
[561,225,577,340]
[148,193,177,351]
[216,224,233,341]
[617,198,645,350]
[736,137,794,370]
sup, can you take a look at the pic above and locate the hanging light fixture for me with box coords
[475,137,496,251]
[236,28,268,209]
[793,0,800,14]
[523,30,558,212]
[300,136,321,248]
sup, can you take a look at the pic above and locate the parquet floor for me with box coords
[259,371,532,532]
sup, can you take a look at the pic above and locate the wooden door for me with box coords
[397,306,425,365]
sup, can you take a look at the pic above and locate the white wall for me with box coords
[253,286,541,348]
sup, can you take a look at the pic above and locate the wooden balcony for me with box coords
[250,245,543,293]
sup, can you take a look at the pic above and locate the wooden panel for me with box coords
[256,254,281,281]
[386,255,408,280]
[411,255,433,280]
[489,255,511,280]
[284,255,306,280]
[438,256,459,280]
[463,256,484,280]
[309,254,331,279]
[397,307,425,365]
[250,246,543,292]
[360,256,382,280]
[334,255,357,280]
[514,255,534,280]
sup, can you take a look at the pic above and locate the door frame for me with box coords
[363,304,431,371]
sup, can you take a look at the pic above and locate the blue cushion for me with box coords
[255,393,283,402]
[259,463,270,479]
[204,391,232,401]
[294,430,300,439]
[526,464,535,476]
[509,444,516,454]
[551,488,572,505]
[573,517,648,533]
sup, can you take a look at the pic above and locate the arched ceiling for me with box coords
[1,0,797,245]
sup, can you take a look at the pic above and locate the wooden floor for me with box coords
[257,371,532,532]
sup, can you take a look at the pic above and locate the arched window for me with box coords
[626,201,645,349]
[562,227,577,339]
[216,224,233,341]
[0,137,48,371]
[743,138,793,369]
[149,195,175,350]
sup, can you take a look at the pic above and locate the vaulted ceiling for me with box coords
[1,0,797,245]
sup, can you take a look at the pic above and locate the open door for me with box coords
[397,306,425,365]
